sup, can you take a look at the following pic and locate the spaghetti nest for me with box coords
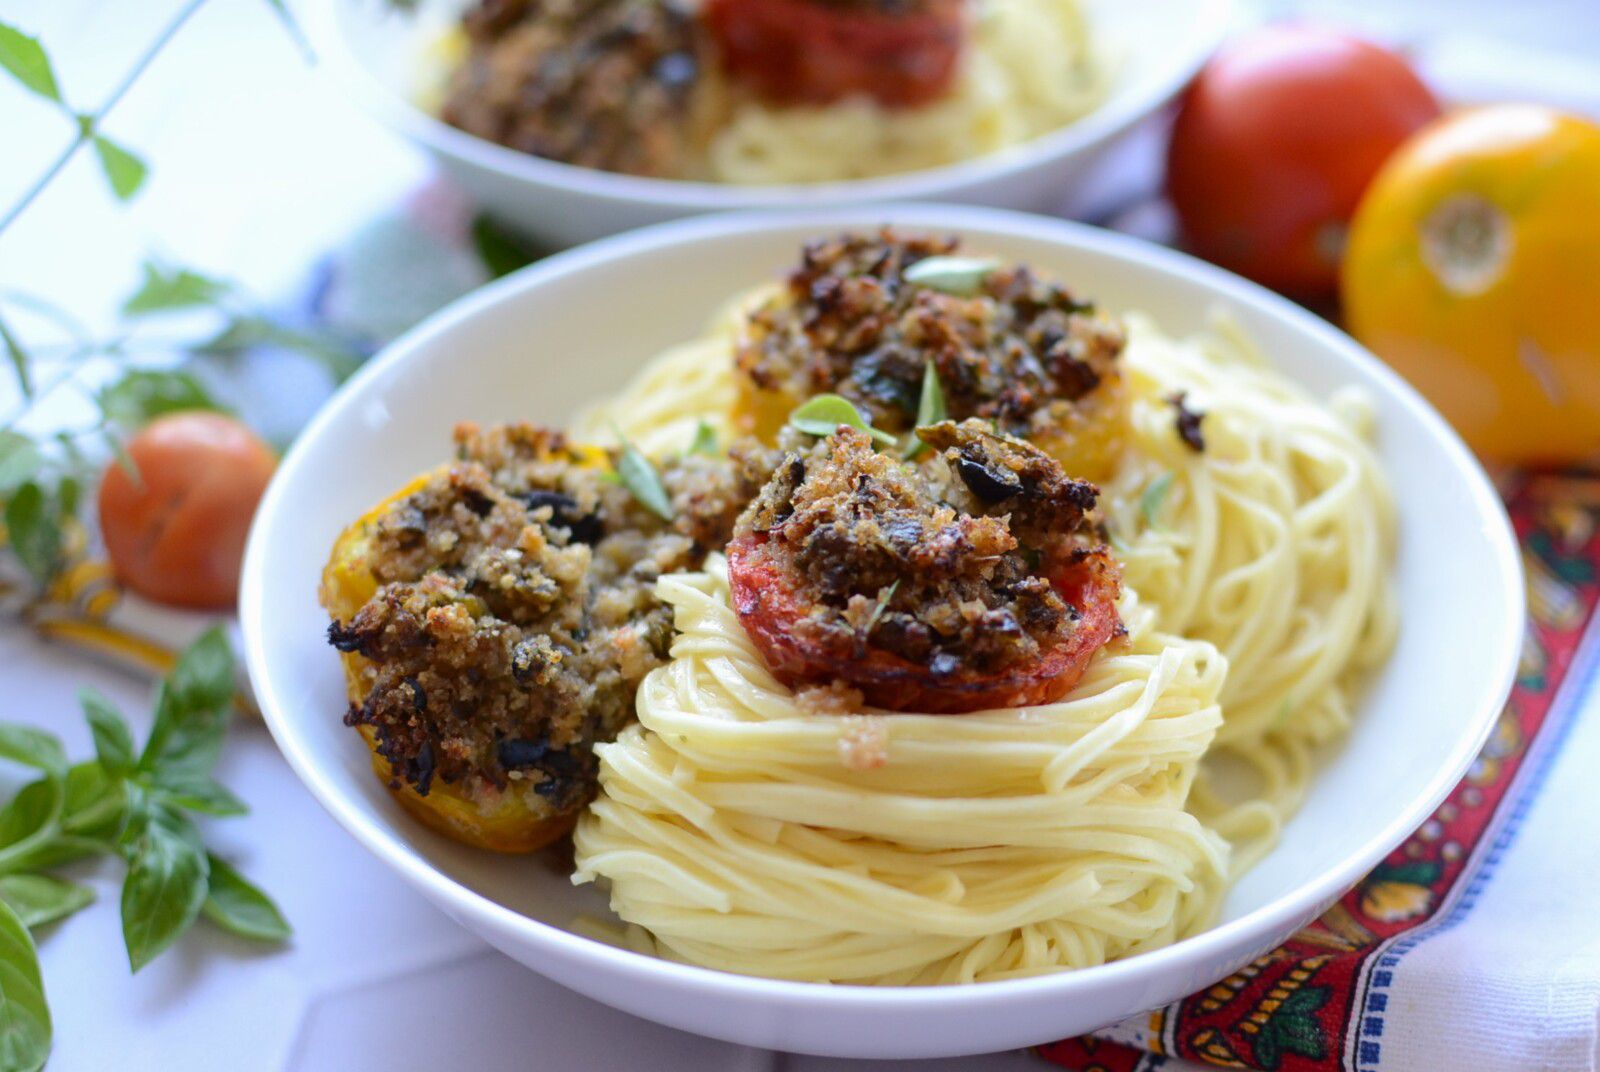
[573,567,1229,984]
[572,299,1397,984]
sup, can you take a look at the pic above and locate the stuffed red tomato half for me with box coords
[727,419,1122,714]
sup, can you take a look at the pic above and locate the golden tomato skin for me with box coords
[98,411,277,609]
[1342,105,1600,464]
[319,444,609,854]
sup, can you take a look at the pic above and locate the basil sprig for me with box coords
[610,426,673,522]
[0,628,288,1072]
[788,395,897,447]
[902,361,948,460]
[902,255,1000,297]
[689,420,719,457]
[1140,472,1175,528]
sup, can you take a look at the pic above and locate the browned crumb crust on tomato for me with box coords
[736,229,1128,438]
[328,422,776,816]
[735,420,1104,675]
[441,0,709,178]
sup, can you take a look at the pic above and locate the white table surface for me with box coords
[3,1,1599,1069]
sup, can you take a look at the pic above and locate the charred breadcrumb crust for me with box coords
[736,420,1105,674]
[442,0,706,178]
[737,229,1127,436]
[330,422,778,820]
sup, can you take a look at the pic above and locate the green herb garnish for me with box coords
[788,395,897,447]
[611,427,673,521]
[1140,473,1175,528]
[902,361,947,459]
[863,579,901,636]
[689,420,719,456]
[902,255,1000,297]
[0,629,288,1071]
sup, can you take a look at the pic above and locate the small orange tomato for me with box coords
[1342,105,1600,465]
[99,411,277,609]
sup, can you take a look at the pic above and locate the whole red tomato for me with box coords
[98,411,277,610]
[1166,25,1440,296]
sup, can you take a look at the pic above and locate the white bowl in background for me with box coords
[303,0,1233,247]
[240,205,1521,1059]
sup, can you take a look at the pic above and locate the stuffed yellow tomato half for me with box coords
[320,422,774,851]
[730,230,1131,482]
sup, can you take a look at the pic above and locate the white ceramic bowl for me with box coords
[303,0,1233,247]
[241,206,1522,1059]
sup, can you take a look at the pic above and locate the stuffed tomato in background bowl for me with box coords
[303,0,1232,246]
[240,205,1519,1058]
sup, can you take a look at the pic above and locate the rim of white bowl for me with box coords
[302,0,1235,208]
[241,203,1523,1012]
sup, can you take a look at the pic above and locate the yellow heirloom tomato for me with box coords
[322,472,569,853]
[1342,104,1600,464]
[321,449,607,855]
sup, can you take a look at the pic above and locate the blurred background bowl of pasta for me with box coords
[303,0,1232,247]
[240,205,1521,1058]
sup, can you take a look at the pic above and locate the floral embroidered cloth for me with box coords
[1040,471,1600,1071]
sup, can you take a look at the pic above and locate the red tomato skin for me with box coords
[97,411,277,610]
[1166,25,1440,296]
[705,0,964,108]
[726,534,1122,714]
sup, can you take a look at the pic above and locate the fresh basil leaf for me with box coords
[0,21,60,102]
[0,896,50,1072]
[0,874,92,929]
[120,261,229,317]
[90,133,146,201]
[119,802,209,972]
[96,368,228,430]
[902,255,999,297]
[61,762,126,842]
[80,690,136,775]
[3,482,61,587]
[689,420,718,457]
[6,835,112,875]
[611,431,672,522]
[0,725,64,777]
[1139,473,1175,528]
[151,771,246,817]
[140,627,235,778]
[863,579,900,636]
[0,780,63,875]
[197,315,364,383]
[787,395,897,447]
[0,432,41,493]
[903,362,947,459]
[0,315,30,400]
[470,215,539,279]
[202,855,289,943]
[54,475,78,520]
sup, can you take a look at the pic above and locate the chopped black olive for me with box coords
[1170,392,1206,453]
[412,741,436,796]
[518,489,603,545]
[497,737,550,769]
[327,621,367,655]
[956,456,1023,503]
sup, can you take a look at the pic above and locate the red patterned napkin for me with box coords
[1040,471,1599,1071]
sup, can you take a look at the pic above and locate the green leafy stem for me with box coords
[0,628,289,1072]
